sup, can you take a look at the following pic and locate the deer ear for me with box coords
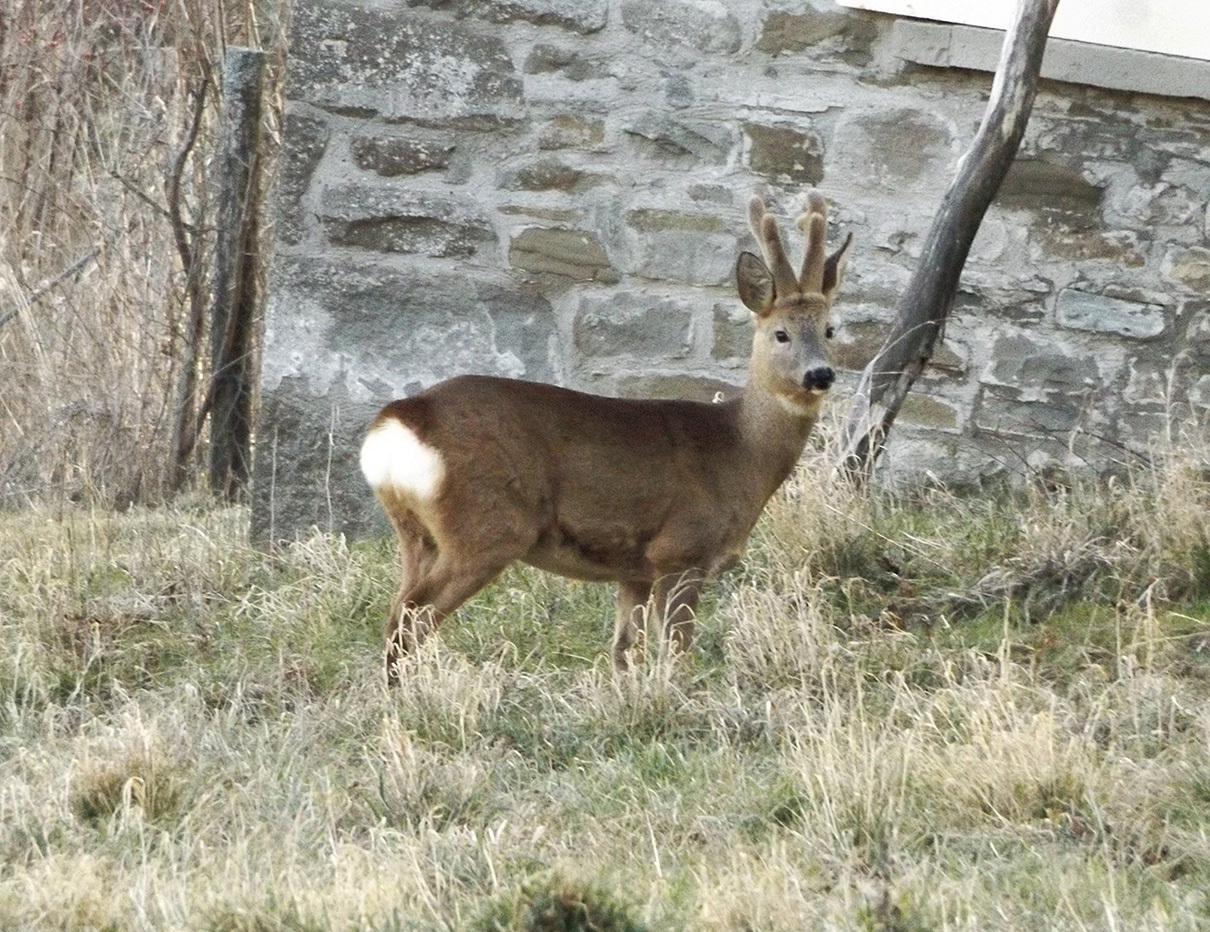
[736,251,774,315]
[822,232,853,299]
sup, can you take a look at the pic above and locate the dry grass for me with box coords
[2,432,1210,930]
[0,0,278,506]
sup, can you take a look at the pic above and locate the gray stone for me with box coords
[743,122,824,185]
[413,0,607,34]
[984,335,1099,391]
[250,382,383,542]
[954,275,1052,322]
[275,111,330,245]
[627,212,739,287]
[1163,247,1210,292]
[616,374,740,402]
[524,44,609,79]
[624,114,734,164]
[713,303,752,361]
[627,209,726,234]
[898,394,961,433]
[889,18,1210,102]
[350,136,454,177]
[319,188,494,258]
[832,109,953,192]
[574,292,694,359]
[974,388,1084,439]
[289,0,522,127]
[1190,375,1210,409]
[1056,289,1166,340]
[509,227,618,283]
[1033,224,1144,266]
[263,257,556,390]
[999,158,1103,208]
[620,0,742,54]
[757,9,849,53]
[538,115,605,150]
[501,159,598,192]
[830,320,887,371]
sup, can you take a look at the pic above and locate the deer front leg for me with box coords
[653,570,702,660]
[613,579,652,672]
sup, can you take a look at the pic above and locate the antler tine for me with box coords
[747,195,767,240]
[797,190,828,293]
[749,194,804,296]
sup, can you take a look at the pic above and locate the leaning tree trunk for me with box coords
[839,0,1060,479]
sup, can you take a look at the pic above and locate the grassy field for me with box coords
[3,445,1210,931]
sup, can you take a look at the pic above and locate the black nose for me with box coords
[803,366,835,392]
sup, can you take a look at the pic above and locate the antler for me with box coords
[748,196,799,298]
[797,190,828,293]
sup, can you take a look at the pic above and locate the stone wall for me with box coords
[252,0,1210,540]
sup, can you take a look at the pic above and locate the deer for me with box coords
[360,190,852,684]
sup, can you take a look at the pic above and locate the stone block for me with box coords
[832,109,953,193]
[524,44,608,79]
[509,227,618,283]
[1163,246,1210,292]
[1056,288,1165,340]
[411,0,607,34]
[713,302,753,361]
[319,188,494,259]
[1185,301,1210,345]
[953,273,1052,322]
[627,209,726,234]
[501,158,600,192]
[275,111,330,245]
[626,210,739,287]
[898,394,961,433]
[998,158,1103,211]
[574,292,695,359]
[623,114,734,164]
[927,339,968,377]
[757,9,850,53]
[830,320,887,371]
[984,335,1098,392]
[1190,375,1210,409]
[350,136,454,177]
[288,0,522,127]
[250,382,383,542]
[974,387,1083,439]
[538,115,605,150]
[743,122,824,185]
[616,373,740,403]
[1032,224,1144,266]
[620,0,742,54]
[261,257,557,402]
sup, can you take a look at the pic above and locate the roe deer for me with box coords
[361,191,852,683]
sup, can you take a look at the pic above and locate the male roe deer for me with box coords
[361,191,852,683]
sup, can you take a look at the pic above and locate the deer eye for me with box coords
[825,325,835,339]
[774,330,790,344]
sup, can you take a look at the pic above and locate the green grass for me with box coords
[2,450,1210,930]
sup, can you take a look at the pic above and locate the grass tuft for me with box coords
[473,874,649,932]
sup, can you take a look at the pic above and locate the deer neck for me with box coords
[737,380,820,498]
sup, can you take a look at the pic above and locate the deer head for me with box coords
[736,191,852,415]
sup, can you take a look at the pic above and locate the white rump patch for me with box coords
[359,419,446,501]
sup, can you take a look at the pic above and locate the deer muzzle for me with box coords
[802,365,835,392]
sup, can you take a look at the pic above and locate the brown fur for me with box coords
[365,191,852,683]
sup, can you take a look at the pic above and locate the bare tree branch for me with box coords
[0,246,99,332]
[839,0,1060,480]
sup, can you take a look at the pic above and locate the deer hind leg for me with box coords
[652,569,702,659]
[613,579,652,673]
[384,527,536,685]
